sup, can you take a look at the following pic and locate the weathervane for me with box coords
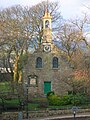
[46,0,49,12]
[45,0,49,14]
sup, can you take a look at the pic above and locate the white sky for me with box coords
[0,0,90,19]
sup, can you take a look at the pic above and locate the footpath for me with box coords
[32,112,90,120]
[1,109,90,120]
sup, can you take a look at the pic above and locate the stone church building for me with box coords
[24,8,71,97]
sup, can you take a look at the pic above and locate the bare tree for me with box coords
[28,1,62,46]
[56,14,90,95]
[0,6,34,84]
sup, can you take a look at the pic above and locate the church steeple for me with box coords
[46,0,49,14]
[42,0,52,43]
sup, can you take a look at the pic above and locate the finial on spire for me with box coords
[43,0,51,17]
[44,0,49,14]
[46,0,49,13]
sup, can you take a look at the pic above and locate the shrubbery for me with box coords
[47,91,55,98]
[47,92,86,106]
[71,93,86,105]
[48,94,60,105]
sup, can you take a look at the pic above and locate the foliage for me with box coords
[59,95,72,105]
[71,93,87,105]
[0,0,90,108]
[0,95,90,112]
[47,93,87,106]
[47,94,60,106]
[0,82,10,92]
[47,91,55,98]
[0,0,62,84]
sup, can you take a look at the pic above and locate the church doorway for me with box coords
[44,81,51,94]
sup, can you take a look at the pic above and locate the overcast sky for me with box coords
[0,0,90,19]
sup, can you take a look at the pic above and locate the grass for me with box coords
[0,82,10,92]
[48,104,73,110]
[4,99,19,105]
[28,103,39,110]
[0,82,90,111]
[0,98,90,113]
[0,99,20,105]
[0,98,40,111]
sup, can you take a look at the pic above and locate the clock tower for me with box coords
[42,0,52,52]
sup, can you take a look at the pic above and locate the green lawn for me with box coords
[4,99,19,105]
[0,82,10,92]
[0,99,19,105]
[0,98,90,111]
[0,82,90,111]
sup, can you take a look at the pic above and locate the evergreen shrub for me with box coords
[47,92,86,106]
[71,94,86,105]
[47,91,55,98]
[48,95,60,105]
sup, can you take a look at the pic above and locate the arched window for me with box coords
[36,57,42,68]
[45,20,49,28]
[52,57,58,68]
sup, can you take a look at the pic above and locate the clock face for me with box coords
[44,45,51,52]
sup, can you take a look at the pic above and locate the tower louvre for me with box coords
[42,0,52,44]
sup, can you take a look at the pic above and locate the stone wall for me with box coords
[1,109,90,120]
[24,45,72,97]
